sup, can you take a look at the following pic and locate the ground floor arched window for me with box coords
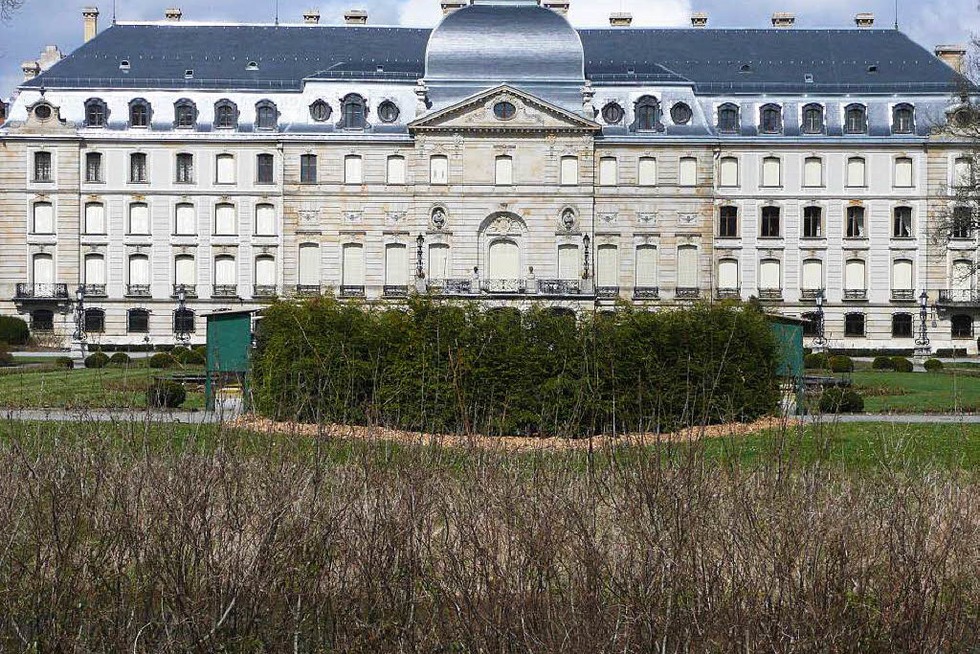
[892,313,913,338]
[801,312,820,337]
[128,309,150,334]
[174,309,195,334]
[951,314,974,339]
[31,309,54,332]
[84,308,105,334]
[844,313,865,337]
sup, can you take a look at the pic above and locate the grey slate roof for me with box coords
[23,23,971,94]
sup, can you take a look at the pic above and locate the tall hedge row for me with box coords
[252,298,780,436]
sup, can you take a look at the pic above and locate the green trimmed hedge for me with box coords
[829,356,854,373]
[804,353,828,370]
[0,316,30,346]
[891,357,914,373]
[924,358,944,372]
[252,298,781,437]
[84,352,110,369]
[819,388,864,414]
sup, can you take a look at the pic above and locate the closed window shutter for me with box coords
[596,245,618,287]
[762,157,780,187]
[33,203,54,234]
[85,203,105,234]
[495,156,513,186]
[638,158,657,186]
[216,155,235,184]
[215,204,236,235]
[175,256,195,286]
[847,158,866,187]
[635,246,657,286]
[345,156,363,184]
[802,259,823,289]
[560,157,578,186]
[558,245,579,280]
[298,245,320,286]
[175,204,195,235]
[804,158,822,187]
[32,254,54,285]
[255,204,276,235]
[678,246,698,287]
[387,157,406,185]
[895,158,913,187]
[719,157,738,187]
[129,255,150,285]
[342,244,365,286]
[214,257,236,285]
[488,240,520,279]
[892,260,913,290]
[84,255,106,285]
[845,260,866,290]
[255,256,276,286]
[129,203,149,235]
[599,158,617,186]
[428,244,450,280]
[759,259,780,289]
[718,259,739,289]
[679,158,697,186]
[430,156,448,184]
[385,244,408,286]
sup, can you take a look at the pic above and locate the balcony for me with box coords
[127,284,151,298]
[716,288,741,301]
[596,286,620,299]
[383,285,410,298]
[81,284,107,298]
[891,289,916,303]
[339,285,366,298]
[938,289,980,306]
[253,285,278,299]
[212,285,239,299]
[172,284,197,299]
[800,288,824,302]
[633,287,660,300]
[15,283,69,302]
[481,279,527,295]
[295,284,321,297]
[537,279,583,296]
[843,289,868,301]
[428,278,473,296]
[676,288,701,300]
[759,288,784,302]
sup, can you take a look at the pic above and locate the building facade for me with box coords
[0,0,976,352]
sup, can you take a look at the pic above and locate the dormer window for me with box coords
[602,102,625,125]
[214,100,238,129]
[310,100,331,122]
[84,98,107,127]
[844,104,867,134]
[33,103,52,121]
[759,104,782,134]
[184,69,194,79]
[893,103,915,134]
[246,61,259,71]
[174,99,197,128]
[340,94,367,130]
[493,101,516,120]
[119,60,131,71]
[801,103,824,134]
[633,96,661,132]
[377,100,400,124]
[129,99,151,128]
[718,103,739,133]
[670,103,692,125]
[255,100,278,130]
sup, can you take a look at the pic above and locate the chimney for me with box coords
[344,8,368,25]
[771,12,795,28]
[38,45,64,71]
[543,1,569,15]
[21,60,41,81]
[164,7,182,21]
[854,12,875,28]
[441,0,467,14]
[935,45,968,74]
[303,9,320,24]
[691,11,708,28]
[609,12,632,27]
[82,7,99,43]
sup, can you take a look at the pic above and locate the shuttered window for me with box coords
[761,156,781,187]
[802,259,823,290]
[428,244,450,280]
[214,256,237,286]
[719,157,738,187]
[845,259,866,290]
[430,156,448,185]
[255,256,276,287]
[298,244,321,286]
[129,255,150,286]
[84,254,106,286]
[387,156,406,185]
[846,157,866,187]
[718,258,739,289]
[174,256,195,286]
[892,260,913,292]
[129,202,149,235]
[759,259,781,289]
[385,244,409,286]
[32,254,54,285]
[214,203,236,235]
[558,245,579,281]
[560,156,578,186]
[342,244,365,286]
[344,156,363,184]
[84,203,105,235]
[215,154,235,184]
[635,246,657,286]
[677,245,698,288]
[495,156,513,186]
[175,203,196,235]
[599,157,617,186]
[678,157,697,186]
[255,203,276,236]
[803,157,823,187]
[638,157,657,186]
[894,157,913,187]
[596,245,618,287]
[32,202,54,234]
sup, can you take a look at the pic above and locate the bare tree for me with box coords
[0,0,23,22]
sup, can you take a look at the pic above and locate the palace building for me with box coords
[0,0,976,352]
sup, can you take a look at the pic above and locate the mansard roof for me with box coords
[23,22,972,95]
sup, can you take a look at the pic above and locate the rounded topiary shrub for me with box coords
[804,353,829,370]
[148,353,176,370]
[84,352,110,369]
[147,379,186,408]
[891,357,914,373]
[819,387,865,414]
[828,355,854,373]
[872,356,896,371]
[0,316,30,346]
[54,357,74,370]
[924,358,944,373]
[109,352,132,367]
[181,349,206,366]
[171,346,192,364]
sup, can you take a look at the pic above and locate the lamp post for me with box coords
[416,234,425,279]
[175,284,190,345]
[814,289,827,352]
[73,285,86,360]
[582,233,591,280]
[915,290,931,358]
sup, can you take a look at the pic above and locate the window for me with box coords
[802,312,820,337]
[384,244,409,287]
[256,153,275,184]
[953,206,973,239]
[174,255,195,290]
[638,157,657,186]
[718,258,739,290]
[717,104,739,133]
[83,308,105,333]
[494,102,516,121]
[128,254,150,293]
[803,157,823,187]
[214,203,236,235]
[386,156,405,185]
[596,244,619,288]
[558,244,580,281]
[176,153,194,183]
[894,157,913,187]
[84,98,107,127]
[128,309,150,334]
[844,104,867,134]
[677,245,698,289]
[342,243,365,288]
[892,104,914,134]
[430,155,448,185]
[174,100,197,128]
[377,101,399,124]
[679,157,697,186]
[344,155,363,185]
[844,313,866,337]
[718,206,738,238]
[893,207,913,238]
[173,309,195,334]
[760,206,780,238]
[761,156,781,187]
[635,246,657,287]
[31,310,54,332]
[953,157,972,187]
[846,206,866,238]
[129,99,150,128]
[130,152,148,183]
[801,104,824,134]
[599,157,618,186]
[951,260,973,296]
[892,259,913,294]
[175,203,195,235]
[428,243,450,280]
[34,151,52,182]
[602,102,624,125]
[84,202,105,235]
[759,259,781,290]
[255,203,276,236]
[802,259,823,291]
[255,101,277,130]
[633,96,661,131]
[670,103,692,125]
[309,100,331,122]
[32,202,54,234]
[255,255,276,292]
[845,259,867,291]
[32,253,54,286]
[298,244,321,288]
[803,206,823,238]
[952,314,974,338]
[215,154,235,184]
[495,155,513,186]
[846,157,866,187]
[214,256,237,293]
[85,152,103,183]
[214,100,237,128]
[340,94,367,130]
[560,156,578,186]
[129,202,149,235]
[760,104,782,134]
[892,314,913,338]
[301,154,318,184]
[719,156,738,187]
[84,254,106,293]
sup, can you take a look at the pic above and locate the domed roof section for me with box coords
[425,0,585,83]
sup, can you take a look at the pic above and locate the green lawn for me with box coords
[0,366,205,410]
[850,370,980,413]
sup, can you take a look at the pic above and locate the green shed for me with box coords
[203,309,259,411]
[768,314,807,416]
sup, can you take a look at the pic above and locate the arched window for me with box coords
[846,157,866,187]
[255,203,276,236]
[213,256,238,297]
[894,157,914,187]
[759,259,781,290]
[488,240,521,280]
[214,202,236,235]
[952,314,974,338]
[717,103,739,133]
[84,98,107,127]
[31,309,54,332]
[340,94,367,130]
[175,202,196,235]
[633,96,661,131]
[84,202,105,235]
[128,254,150,296]
[83,308,105,334]
[717,258,739,291]
[298,244,321,292]
[173,308,195,334]
[32,201,54,234]
[802,259,824,292]
[85,152,103,183]
[845,259,867,295]
[174,99,197,128]
[802,312,821,337]
[32,253,54,287]
[127,309,150,334]
[387,156,406,185]
[254,255,277,297]
[844,313,866,337]
[844,104,867,134]
[801,104,824,134]
[255,100,278,130]
[213,100,238,128]
[892,313,913,338]
[892,104,915,134]
[174,255,196,295]
[129,98,151,128]
[83,254,106,296]
[846,206,866,238]
[759,104,782,134]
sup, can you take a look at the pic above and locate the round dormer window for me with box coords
[378,101,400,123]
[670,103,693,125]
[602,102,624,125]
[34,104,52,120]
[493,101,516,121]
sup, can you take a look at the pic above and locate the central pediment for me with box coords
[409,85,600,134]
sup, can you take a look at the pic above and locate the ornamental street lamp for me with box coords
[814,289,827,351]
[582,233,591,280]
[916,290,932,356]
[175,284,190,345]
[73,285,86,343]
[416,234,425,279]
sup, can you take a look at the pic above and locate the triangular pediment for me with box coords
[409,85,600,133]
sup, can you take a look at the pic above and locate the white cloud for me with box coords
[398,0,694,28]
[398,0,449,26]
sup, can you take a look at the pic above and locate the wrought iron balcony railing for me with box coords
[253,285,278,298]
[383,285,410,298]
[172,284,197,299]
[716,287,741,300]
[800,288,824,301]
[759,288,784,301]
[633,286,660,300]
[481,279,527,295]
[212,285,239,298]
[428,279,473,296]
[537,279,583,296]
[127,284,151,298]
[81,284,107,297]
[843,289,868,301]
[891,289,916,302]
[676,287,701,300]
[938,289,980,306]
[596,286,621,299]
[339,285,366,298]
[15,283,69,301]
[295,284,321,297]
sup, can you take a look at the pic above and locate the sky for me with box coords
[1,0,978,97]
